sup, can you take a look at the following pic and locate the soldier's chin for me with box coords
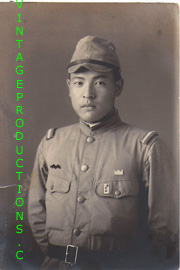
[80,112,100,123]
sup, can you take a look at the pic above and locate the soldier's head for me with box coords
[67,36,123,123]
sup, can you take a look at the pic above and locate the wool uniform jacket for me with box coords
[28,112,177,256]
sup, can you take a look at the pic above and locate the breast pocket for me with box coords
[92,180,139,235]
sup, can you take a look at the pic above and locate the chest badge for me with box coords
[104,184,110,194]
[114,169,124,175]
[50,164,61,169]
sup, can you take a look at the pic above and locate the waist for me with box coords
[47,243,105,265]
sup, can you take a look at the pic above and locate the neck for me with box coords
[82,108,116,127]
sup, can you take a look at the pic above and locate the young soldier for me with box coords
[28,36,178,270]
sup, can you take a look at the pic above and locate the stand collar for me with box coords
[79,109,121,136]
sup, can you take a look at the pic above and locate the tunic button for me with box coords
[77,196,85,203]
[81,164,88,172]
[73,229,81,236]
[87,136,95,143]
[51,184,54,190]
[115,190,121,196]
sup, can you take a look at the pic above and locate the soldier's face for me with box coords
[67,69,121,123]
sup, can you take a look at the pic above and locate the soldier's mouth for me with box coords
[82,104,96,108]
[81,105,96,112]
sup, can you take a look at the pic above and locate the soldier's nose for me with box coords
[83,84,96,99]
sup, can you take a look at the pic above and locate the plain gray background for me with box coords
[0,2,179,189]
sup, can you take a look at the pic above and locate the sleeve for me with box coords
[28,137,48,255]
[142,138,178,257]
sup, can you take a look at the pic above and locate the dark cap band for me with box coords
[68,59,120,72]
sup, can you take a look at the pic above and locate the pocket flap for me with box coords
[47,175,70,193]
[95,180,138,198]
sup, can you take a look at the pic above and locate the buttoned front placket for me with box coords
[70,127,99,248]
[70,113,122,248]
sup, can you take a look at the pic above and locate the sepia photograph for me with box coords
[0,2,179,269]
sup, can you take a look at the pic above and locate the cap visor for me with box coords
[68,63,113,73]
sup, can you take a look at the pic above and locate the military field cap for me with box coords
[67,36,121,73]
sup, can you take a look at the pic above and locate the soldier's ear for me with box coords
[66,79,70,87]
[66,79,71,96]
[115,78,124,97]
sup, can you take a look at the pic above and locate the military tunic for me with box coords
[28,112,177,267]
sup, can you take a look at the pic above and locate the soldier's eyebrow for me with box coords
[71,74,108,81]
[71,76,85,80]
[93,75,107,80]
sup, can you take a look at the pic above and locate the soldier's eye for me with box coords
[95,81,106,86]
[74,81,84,86]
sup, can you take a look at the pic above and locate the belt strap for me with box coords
[48,243,65,260]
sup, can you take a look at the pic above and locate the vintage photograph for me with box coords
[0,2,179,269]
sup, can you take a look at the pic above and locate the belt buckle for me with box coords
[65,245,78,265]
